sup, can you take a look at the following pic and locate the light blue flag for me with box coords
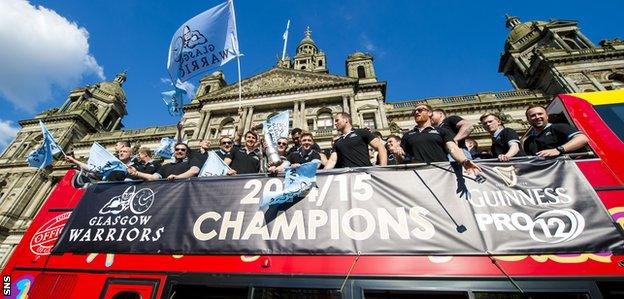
[155,137,177,159]
[263,110,290,147]
[161,86,186,116]
[39,121,62,156]
[199,151,231,177]
[166,0,240,82]
[86,142,127,180]
[260,160,320,208]
[26,121,62,169]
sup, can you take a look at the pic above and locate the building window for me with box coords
[204,85,211,94]
[220,120,235,138]
[362,113,376,129]
[609,73,624,89]
[317,112,333,129]
[357,66,366,78]
[318,60,323,67]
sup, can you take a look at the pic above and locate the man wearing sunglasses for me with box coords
[216,136,234,160]
[224,131,262,174]
[324,112,387,169]
[129,142,200,181]
[390,105,481,175]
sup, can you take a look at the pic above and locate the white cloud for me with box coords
[0,0,105,112]
[360,33,376,51]
[0,119,20,151]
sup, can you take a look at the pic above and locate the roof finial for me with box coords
[305,26,312,38]
[505,14,521,29]
[114,70,127,85]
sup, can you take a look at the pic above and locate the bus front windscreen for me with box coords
[595,103,624,142]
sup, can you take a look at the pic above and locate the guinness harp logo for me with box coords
[492,165,517,187]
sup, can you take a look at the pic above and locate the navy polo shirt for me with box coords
[523,123,581,156]
[491,127,524,157]
[227,146,262,174]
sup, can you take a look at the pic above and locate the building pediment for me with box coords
[202,68,357,101]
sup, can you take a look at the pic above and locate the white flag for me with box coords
[167,0,240,82]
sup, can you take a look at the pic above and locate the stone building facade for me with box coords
[0,16,622,266]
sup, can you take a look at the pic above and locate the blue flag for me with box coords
[263,110,290,146]
[260,160,320,208]
[161,86,186,116]
[87,142,127,180]
[155,137,177,159]
[199,151,231,177]
[26,121,62,169]
[166,0,239,82]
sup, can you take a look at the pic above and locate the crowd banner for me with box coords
[53,158,624,255]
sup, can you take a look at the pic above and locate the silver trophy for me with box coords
[265,140,283,166]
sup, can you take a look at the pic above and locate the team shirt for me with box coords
[490,127,525,157]
[400,125,455,163]
[215,149,229,160]
[440,115,465,148]
[287,143,321,156]
[523,123,582,156]
[332,129,376,168]
[227,146,262,174]
[287,148,322,165]
[155,157,201,179]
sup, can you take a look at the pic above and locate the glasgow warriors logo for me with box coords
[172,25,209,63]
[99,186,156,215]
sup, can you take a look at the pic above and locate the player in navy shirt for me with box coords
[523,105,588,157]
[480,113,524,161]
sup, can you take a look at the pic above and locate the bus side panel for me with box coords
[1,170,84,276]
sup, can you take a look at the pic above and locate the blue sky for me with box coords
[0,0,622,150]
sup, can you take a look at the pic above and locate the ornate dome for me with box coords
[348,51,372,60]
[298,26,316,47]
[504,15,546,47]
[94,71,127,103]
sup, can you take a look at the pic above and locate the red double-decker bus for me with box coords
[2,90,624,299]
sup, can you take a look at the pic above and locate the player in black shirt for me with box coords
[523,105,588,157]
[431,109,474,150]
[287,132,324,167]
[480,113,524,161]
[129,143,200,181]
[324,112,387,169]
[225,131,262,174]
[391,104,481,175]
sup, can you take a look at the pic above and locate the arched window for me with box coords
[609,73,624,89]
[318,60,323,67]
[563,38,581,50]
[204,85,211,94]
[317,112,333,129]
[357,66,366,78]
[219,119,235,138]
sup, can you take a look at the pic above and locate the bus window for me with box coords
[112,292,141,299]
[364,290,468,299]
[252,287,341,299]
[596,281,624,299]
[169,285,249,299]
[473,292,589,299]
[594,103,624,142]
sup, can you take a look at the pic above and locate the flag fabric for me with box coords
[263,111,290,147]
[155,137,177,159]
[198,151,231,177]
[260,160,320,208]
[26,121,62,169]
[87,142,128,180]
[39,121,62,156]
[282,20,290,40]
[161,86,186,116]
[166,0,239,82]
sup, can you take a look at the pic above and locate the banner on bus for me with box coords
[53,158,624,255]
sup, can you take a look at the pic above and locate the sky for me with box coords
[0,0,622,151]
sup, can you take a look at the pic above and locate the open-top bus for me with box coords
[2,90,624,299]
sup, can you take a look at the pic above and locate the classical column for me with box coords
[196,111,211,140]
[583,71,606,91]
[300,100,307,130]
[342,95,349,113]
[348,95,360,126]
[292,101,300,128]
[377,98,389,128]
[23,178,53,219]
[244,106,254,132]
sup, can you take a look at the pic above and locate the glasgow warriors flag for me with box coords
[155,137,176,159]
[87,142,127,180]
[263,110,290,146]
[199,151,231,177]
[260,160,320,208]
[167,0,239,82]
[26,121,62,169]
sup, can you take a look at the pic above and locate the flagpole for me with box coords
[281,19,290,60]
[228,0,243,110]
